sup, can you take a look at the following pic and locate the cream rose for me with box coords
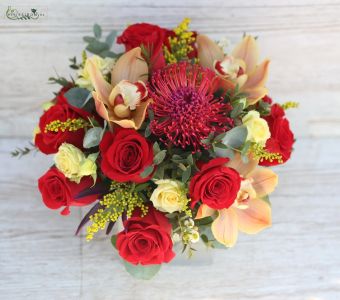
[242,110,270,144]
[150,180,188,213]
[76,55,115,90]
[54,143,97,183]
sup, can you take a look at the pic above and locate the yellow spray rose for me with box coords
[150,180,189,213]
[242,111,270,144]
[54,143,97,183]
[76,55,115,90]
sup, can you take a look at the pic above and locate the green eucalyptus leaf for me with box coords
[182,165,191,183]
[153,165,165,179]
[105,30,117,48]
[100,50,119,58]
[231,102,245,118]
[147,109,154,121]
[221,126,248,149]
[214,132,227,143]
[171,154,186,163]
[93,23,102,38]
[134,182,150,192]
[186,154,194,165]
[153,150,166,165]
[123,261,161,280]
[64,87,91,108]
[201,138,211,145]
[214,142,228,149]
[83,36,96,43]
[86,40,109,55]
[144,125,151,138]
[153,142,161,154]
[140,165,154,178]
[83,127,103,148]
[111,235,118,249]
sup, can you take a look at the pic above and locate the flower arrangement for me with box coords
[21,18,297,279]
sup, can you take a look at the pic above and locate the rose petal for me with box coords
[211,208,238,247]
[111,47,148,86]
[235,198,271,234]
[197,35,224,69]
[232,35,259,74]
[248,168,278,197]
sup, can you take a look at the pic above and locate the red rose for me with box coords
[260,104,295,166]
[190,158,241,210]
[38,167,98,215]
[116,206,175,265]
[262,95,273,104]
[99,128,154,183]
[117,23,172,70]
[35,88,91,154]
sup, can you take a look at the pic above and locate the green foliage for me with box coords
[123,261,161,280]
[256,99,271,116]
[83,127,104,148]
[111,235,118,249]
[64,87,94,112]
[220,126,248,149]
[48,76,71,87]
[83,24,119,58]
[153,150,167,165]
[140,165,154,178]
[11,142,37,158]
[69,56,81,70]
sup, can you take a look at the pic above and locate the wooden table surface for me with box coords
[1,1,340,299]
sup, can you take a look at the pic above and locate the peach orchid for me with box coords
[196,153,278,247]
[87,47,151,130]
[196,35,270,105]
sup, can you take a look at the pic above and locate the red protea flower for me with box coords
[149,62,233,152]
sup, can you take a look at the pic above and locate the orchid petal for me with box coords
[87,59,112,105]
[93,95,110,121]
[243,59,270,90]
[113,98,151,130]
[227,152,258,177]
[111,47,148,86]
[197,35,224,69]
[196,204,216,219]
[236,74,248,88]
[248,168,278,197]
[236,198,271,234]
[243,87,268,105]
[232,35,259,74]
[211,208,238,247]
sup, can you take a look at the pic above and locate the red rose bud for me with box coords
[189,157,241,210]
[260,104,295,166]
[38,167,98,215]
[117,23,172,70]
[34,87,91,154]
[116,206,175,265]
[99,128,154,183]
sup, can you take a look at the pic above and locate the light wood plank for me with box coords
[1,137,340,299]
[0,0,340,138]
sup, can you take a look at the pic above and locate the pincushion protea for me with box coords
[149,62,233,152]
